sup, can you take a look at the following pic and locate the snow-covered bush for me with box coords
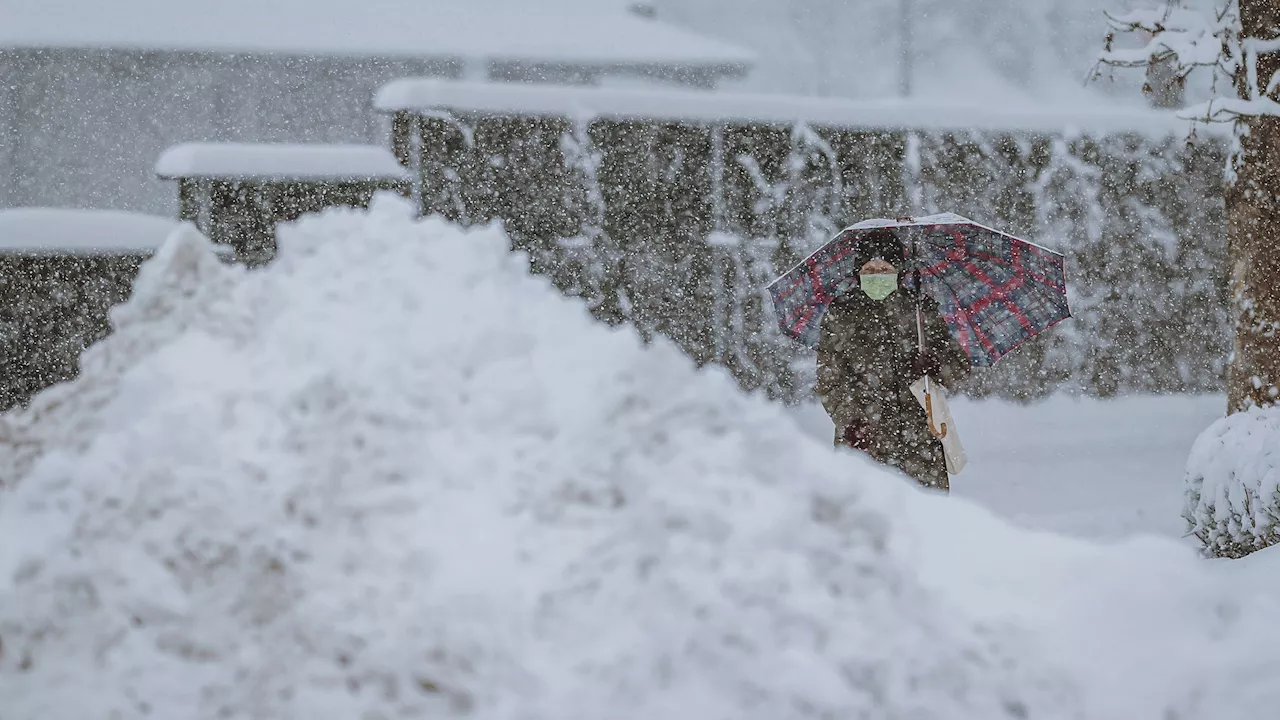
[408,112,1228,404]
[1184,405,1280,557]
[3,196,1280,717]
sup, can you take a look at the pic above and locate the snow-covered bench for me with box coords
[156,142,413,266]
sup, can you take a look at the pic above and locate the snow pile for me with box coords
[2,195,1280,718]
[1184,406,1280,558]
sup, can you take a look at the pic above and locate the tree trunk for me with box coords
[1228,1,1280,412]
[1144,56,1184,108]
[1139,29,1185,109]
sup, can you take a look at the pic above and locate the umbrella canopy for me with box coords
[767,213,1070,367]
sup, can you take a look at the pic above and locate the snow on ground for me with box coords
[2,196,1279,718]
[957,395,1225,543]
[793,394,1224,543]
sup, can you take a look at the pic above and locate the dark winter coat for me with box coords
[816,284,971,491]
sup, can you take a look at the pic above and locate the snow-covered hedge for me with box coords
[1184,406,1280,558]
[2,195,1280,718]
[400,113,1228,403]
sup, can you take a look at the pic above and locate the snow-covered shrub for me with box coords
[1184,405,1280,558]
[407,111,1228,404]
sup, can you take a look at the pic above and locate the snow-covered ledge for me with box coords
[0,207,229,257]
[155,143,412,183]
[375,78,1226,137]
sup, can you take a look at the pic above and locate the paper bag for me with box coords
[908,378,967,475]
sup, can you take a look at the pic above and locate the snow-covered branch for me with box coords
[1093,2,1280,121]
[1096,6,1224,71]
[1180,95,1280,122]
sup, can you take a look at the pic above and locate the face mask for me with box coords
[860,273,898,301]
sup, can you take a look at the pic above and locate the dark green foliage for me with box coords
[0,254,145,410]
[181,177,412,267]
[593,120,716,354]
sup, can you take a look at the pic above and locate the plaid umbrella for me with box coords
[767,213,1070,366]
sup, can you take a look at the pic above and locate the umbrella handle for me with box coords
[925,392,948,439]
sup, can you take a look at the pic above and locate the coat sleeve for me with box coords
[923,300,972,389]
[815,310,860,430]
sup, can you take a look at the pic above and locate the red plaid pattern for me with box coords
[768,216,1070,366]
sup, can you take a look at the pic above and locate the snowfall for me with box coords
[1,194,1278,719]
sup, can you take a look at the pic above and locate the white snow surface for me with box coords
[1184,405,1280,556]
[2,196,1280,718]
[0,208,194,255]
[155,143,412,181]
[0,0,754,66]
[375,78,1211,136]
[846,213,1063,252]
[791,394,1225,543]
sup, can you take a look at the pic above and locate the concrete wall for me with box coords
[0,55,17,208]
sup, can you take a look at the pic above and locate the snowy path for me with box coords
[793,394,1225,543]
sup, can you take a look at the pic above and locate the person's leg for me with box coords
[838,423,948,491]
[917,440,950,493]
[894,435,950,493]
[920,456,949,493]
[838,423,874,452]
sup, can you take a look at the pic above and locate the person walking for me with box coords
[815,231,970,492]
[770,214,1071,492]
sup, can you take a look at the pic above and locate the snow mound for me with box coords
[1,195,1279,719]
[1184,405,1280,558]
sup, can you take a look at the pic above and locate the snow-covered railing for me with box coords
[155,142,412,266]
[375,78,1217,136]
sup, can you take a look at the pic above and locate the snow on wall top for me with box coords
[155,143,412,181]
[0,0,755,67]
[374,78,1220,136]
[845,213,1062,253]
[0,208,207,255]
